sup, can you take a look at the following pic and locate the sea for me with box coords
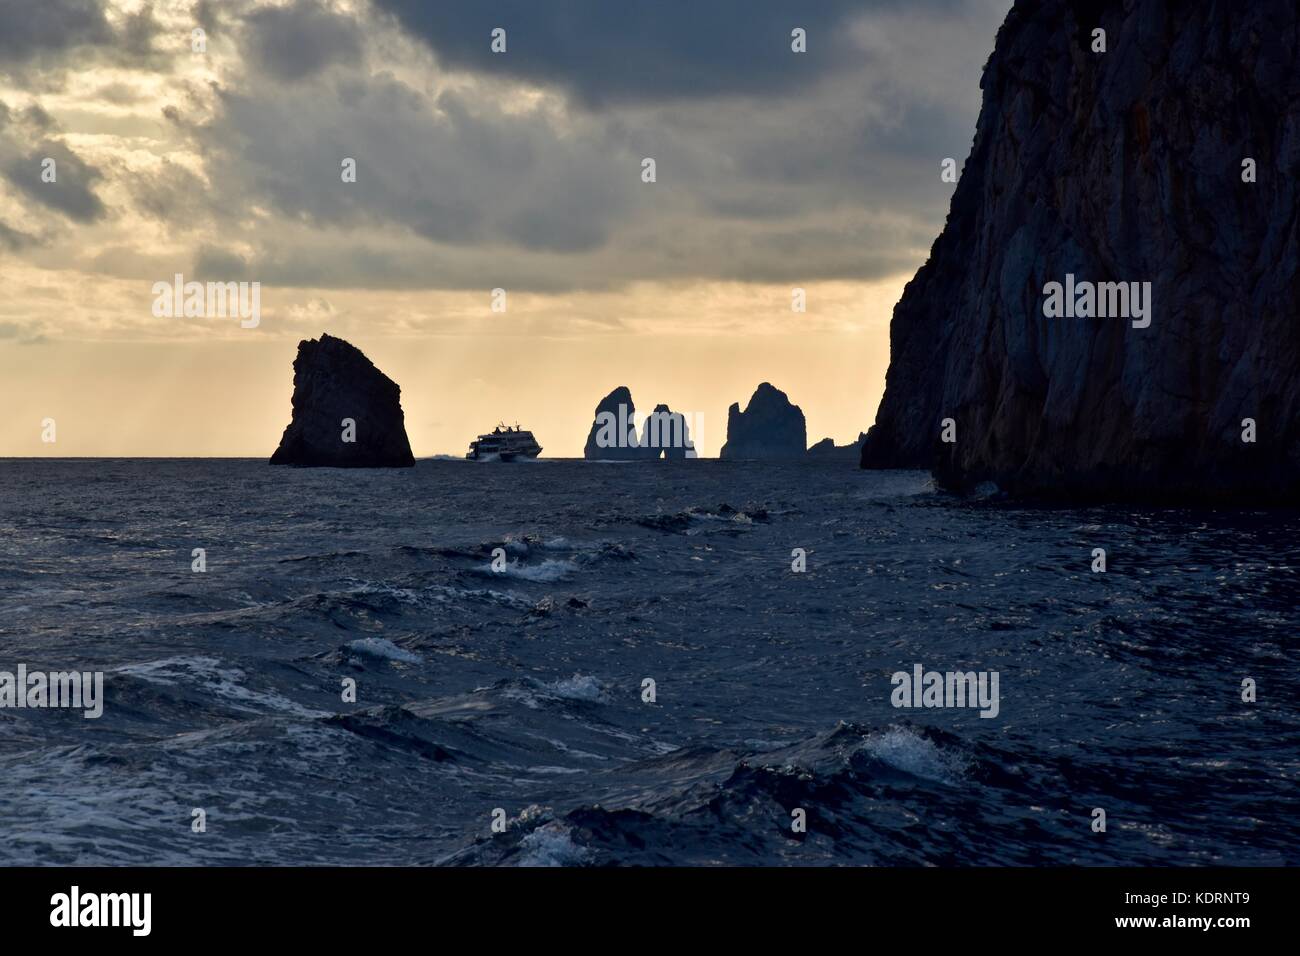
[0,458,1295,866]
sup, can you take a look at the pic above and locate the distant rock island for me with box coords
[584,387,696,459]
[584,386,642,460]
[643,404,695,460]
[860,0,1299,502]
[270,334,415,468]
[720,383,807,460]
[808,433,866,460]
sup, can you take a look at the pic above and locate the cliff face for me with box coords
[861,0,1300,501]
[808,433,865,460]
[721,383,807,459]
[270,334,414,467]
[584,386,653,459]
[585,389,697,459]
[641,404,696,459]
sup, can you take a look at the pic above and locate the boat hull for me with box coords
[465,450,541,461]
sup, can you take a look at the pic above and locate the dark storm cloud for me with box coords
[193,244,252,279]
[0,0,1011,297]
[0,0,113,64]
[117,2,166,64]
[1,142,106,223]
[244,0,364,82]
[0,0,171,76]
[372,0,948,107]
[126,159,215,223]
[200,78,631,255]
[0,219,38,251]
[194,0,223,35]
[21,104,56,132]
[0,97,107,224]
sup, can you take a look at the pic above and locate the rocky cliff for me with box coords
[720,383,807,460]
[270,334,415,467]
[641,404,696,459]
[585,389,697,459]
[808,433,865,460]
[584,386,651,459]
[860,0,1300,502]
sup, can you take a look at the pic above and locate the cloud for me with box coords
[0,96,108,224]
[0,139,107,223]
[198,76,632,257]
[371,0,927,107]
[0,0,113,65]
[124,157,213,223]
[244,0,364,82]
[0,0,1012,308]
[0,320,48,344]
[115,1,169,69]
[0,219,38,250]
[193,244,251,278]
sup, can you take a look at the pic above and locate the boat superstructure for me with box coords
[466,423,542,461]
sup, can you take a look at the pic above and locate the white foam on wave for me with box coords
[0,718,369,865]
[860,727,968,785]
[344,581,429,606]
[490,558,577,582]
[346,638,421,664]
[431,583,534,610]
[346,579,533,611]
[517,822,590,867]
[544,674,606,702]
[499,673,608,710]
[500,533,570,553]
[114,656,328,718]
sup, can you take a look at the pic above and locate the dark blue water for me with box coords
[0,459,1295,865]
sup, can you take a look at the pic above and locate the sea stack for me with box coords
[860,0,1299,502]
[270,334,415,468]
[641,404,696,459]
[808,433,865,460]
[583,389,696,459]
[584,386,647,460]
[720,383,807,460]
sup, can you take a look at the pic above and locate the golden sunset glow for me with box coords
[0,0,1007,457]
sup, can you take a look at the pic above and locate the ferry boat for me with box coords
[465,424,542,461]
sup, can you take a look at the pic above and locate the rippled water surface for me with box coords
[0,459,1295,865]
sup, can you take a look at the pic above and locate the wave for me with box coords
[345,637,421,664]
[499,674,610,708]
[480,557,576,582]
[112,655,328,719]
[516,821,592,867]
[636,503,772,534]
[856,726,969,785]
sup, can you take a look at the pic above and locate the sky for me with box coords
[0,0,1010,457]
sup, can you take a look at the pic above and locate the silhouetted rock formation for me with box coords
[721,383,807,459]
[860,0,1300,502]
[584,386,649,460]
[270,333,414,468]
[585,389,696,459]
[808,433,865,460]
[641,404,696,459]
